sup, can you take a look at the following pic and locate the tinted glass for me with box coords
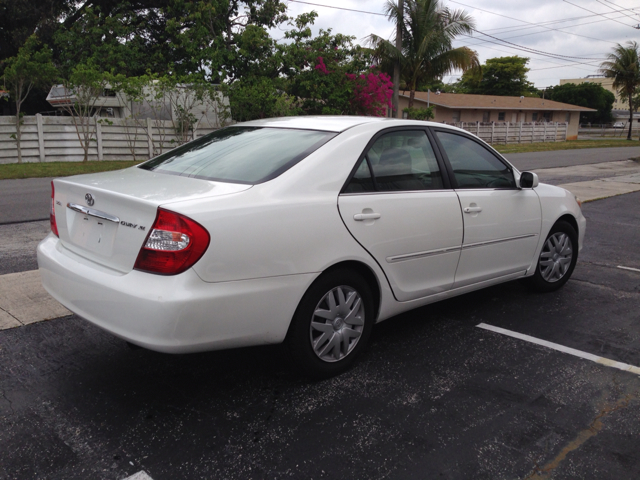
[344,158,375,193]
[353,130,443,192]
[435,131,516,189]
[139,127,336,184]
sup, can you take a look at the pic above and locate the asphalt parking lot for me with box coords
[1,154,640,479]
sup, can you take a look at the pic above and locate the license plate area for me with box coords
[66,209,118,257]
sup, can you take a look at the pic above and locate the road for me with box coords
[1,147,640,479]
[1,146,639,224]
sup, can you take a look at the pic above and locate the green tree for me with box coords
[2,35,58,163]
[455,56,537,97]
[53,0,288,80]
[59,62,115,162]
[0,0,72,63]
[599,41,640,140]
[545,83,615,124]
[368,0,479,108]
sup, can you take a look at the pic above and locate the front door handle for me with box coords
[354,212,381,221]
[463,206,483,213]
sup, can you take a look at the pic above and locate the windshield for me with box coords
[139,126,337,184]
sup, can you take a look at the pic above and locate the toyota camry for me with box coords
[38,116,585,378]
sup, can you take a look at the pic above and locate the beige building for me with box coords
[559,75,625,111]
[397,91,595,140]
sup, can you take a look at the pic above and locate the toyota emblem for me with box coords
[85,193,95,206]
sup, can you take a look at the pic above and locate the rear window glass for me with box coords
[139,127,336,184]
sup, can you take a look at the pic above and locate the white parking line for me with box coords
[617,265,640,273]
[476,323,640,376]
[122,471,154,480]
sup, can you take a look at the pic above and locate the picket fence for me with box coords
[0,114,222,164]
[0,116,569,164]
[444,121,568,145]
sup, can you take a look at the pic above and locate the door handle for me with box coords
[463,206,483,213]
[354,213,381,221]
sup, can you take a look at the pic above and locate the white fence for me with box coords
[445,122,568,145]
[0,116,569,164]
[0,114,222,164]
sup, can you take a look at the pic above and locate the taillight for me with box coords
[50,181,59,237]
[134,208,210,275]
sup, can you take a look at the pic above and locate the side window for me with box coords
[351,130,443,193]
[435,131,516,189]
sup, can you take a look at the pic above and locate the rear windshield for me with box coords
[138,126,336,184]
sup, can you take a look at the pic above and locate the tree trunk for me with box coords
[392,0,404,119]
[15,114,22,164]
[409,89,415,109]
[628,96,633,141]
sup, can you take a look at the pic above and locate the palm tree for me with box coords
[600,41,640,141]
[368,0,479,114]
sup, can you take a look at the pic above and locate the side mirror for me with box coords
[519,171,539,189]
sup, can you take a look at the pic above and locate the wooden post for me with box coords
[36,114,45,162]
[565,122,568,141]
[519,122,523,144]
[147,117,154,158]
[543,122,547,142]
[555,122,558,142]
[96,117,103,161]
[505,122,509,145]
[491,122,495,144]
[477,121,480,137]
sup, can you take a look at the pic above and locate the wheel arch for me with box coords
[556,213,579,235]
[320,260,382,322]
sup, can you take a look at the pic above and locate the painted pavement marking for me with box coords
[477,323,640,376]
[121,472,154,480]
[617,265,640,274]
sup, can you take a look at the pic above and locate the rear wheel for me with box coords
[527,220,578,292]
[286,269,374,379]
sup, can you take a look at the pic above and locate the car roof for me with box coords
[237,116,391,133]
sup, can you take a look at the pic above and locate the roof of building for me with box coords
[401,91,596,112]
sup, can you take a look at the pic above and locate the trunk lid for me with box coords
[53,166,251,273]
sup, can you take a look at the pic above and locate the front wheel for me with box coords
[286,269,374,379]
[526,220,578,292]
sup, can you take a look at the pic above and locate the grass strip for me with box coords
[494,139,637,154]
[0,161,141,180]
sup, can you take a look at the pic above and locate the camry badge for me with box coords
[85,193,95,206]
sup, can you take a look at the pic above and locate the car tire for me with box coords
[286,269,374,379]
[526,220,578,293]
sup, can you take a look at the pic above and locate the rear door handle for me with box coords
[354,213,381,221]
[463,206,483,213]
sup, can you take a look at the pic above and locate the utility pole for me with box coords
[392,0,403,118]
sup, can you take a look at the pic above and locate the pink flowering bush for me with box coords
[347,71,393,117]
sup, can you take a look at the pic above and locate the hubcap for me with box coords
[310,285,365,363]
[539,232,573,282]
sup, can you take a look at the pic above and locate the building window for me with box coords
[498,112,505,121]
[532,112,538,121]
[565,112,571,123]
[483,111,490,122]
[452,110,460,122]
[543,112,553,122]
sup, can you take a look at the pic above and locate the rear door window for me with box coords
[344,130,444,193]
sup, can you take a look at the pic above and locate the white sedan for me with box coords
[38,116,585,378]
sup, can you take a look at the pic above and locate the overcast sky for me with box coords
[277,0,640,89]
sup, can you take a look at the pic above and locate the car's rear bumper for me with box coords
[37,234,316,353]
